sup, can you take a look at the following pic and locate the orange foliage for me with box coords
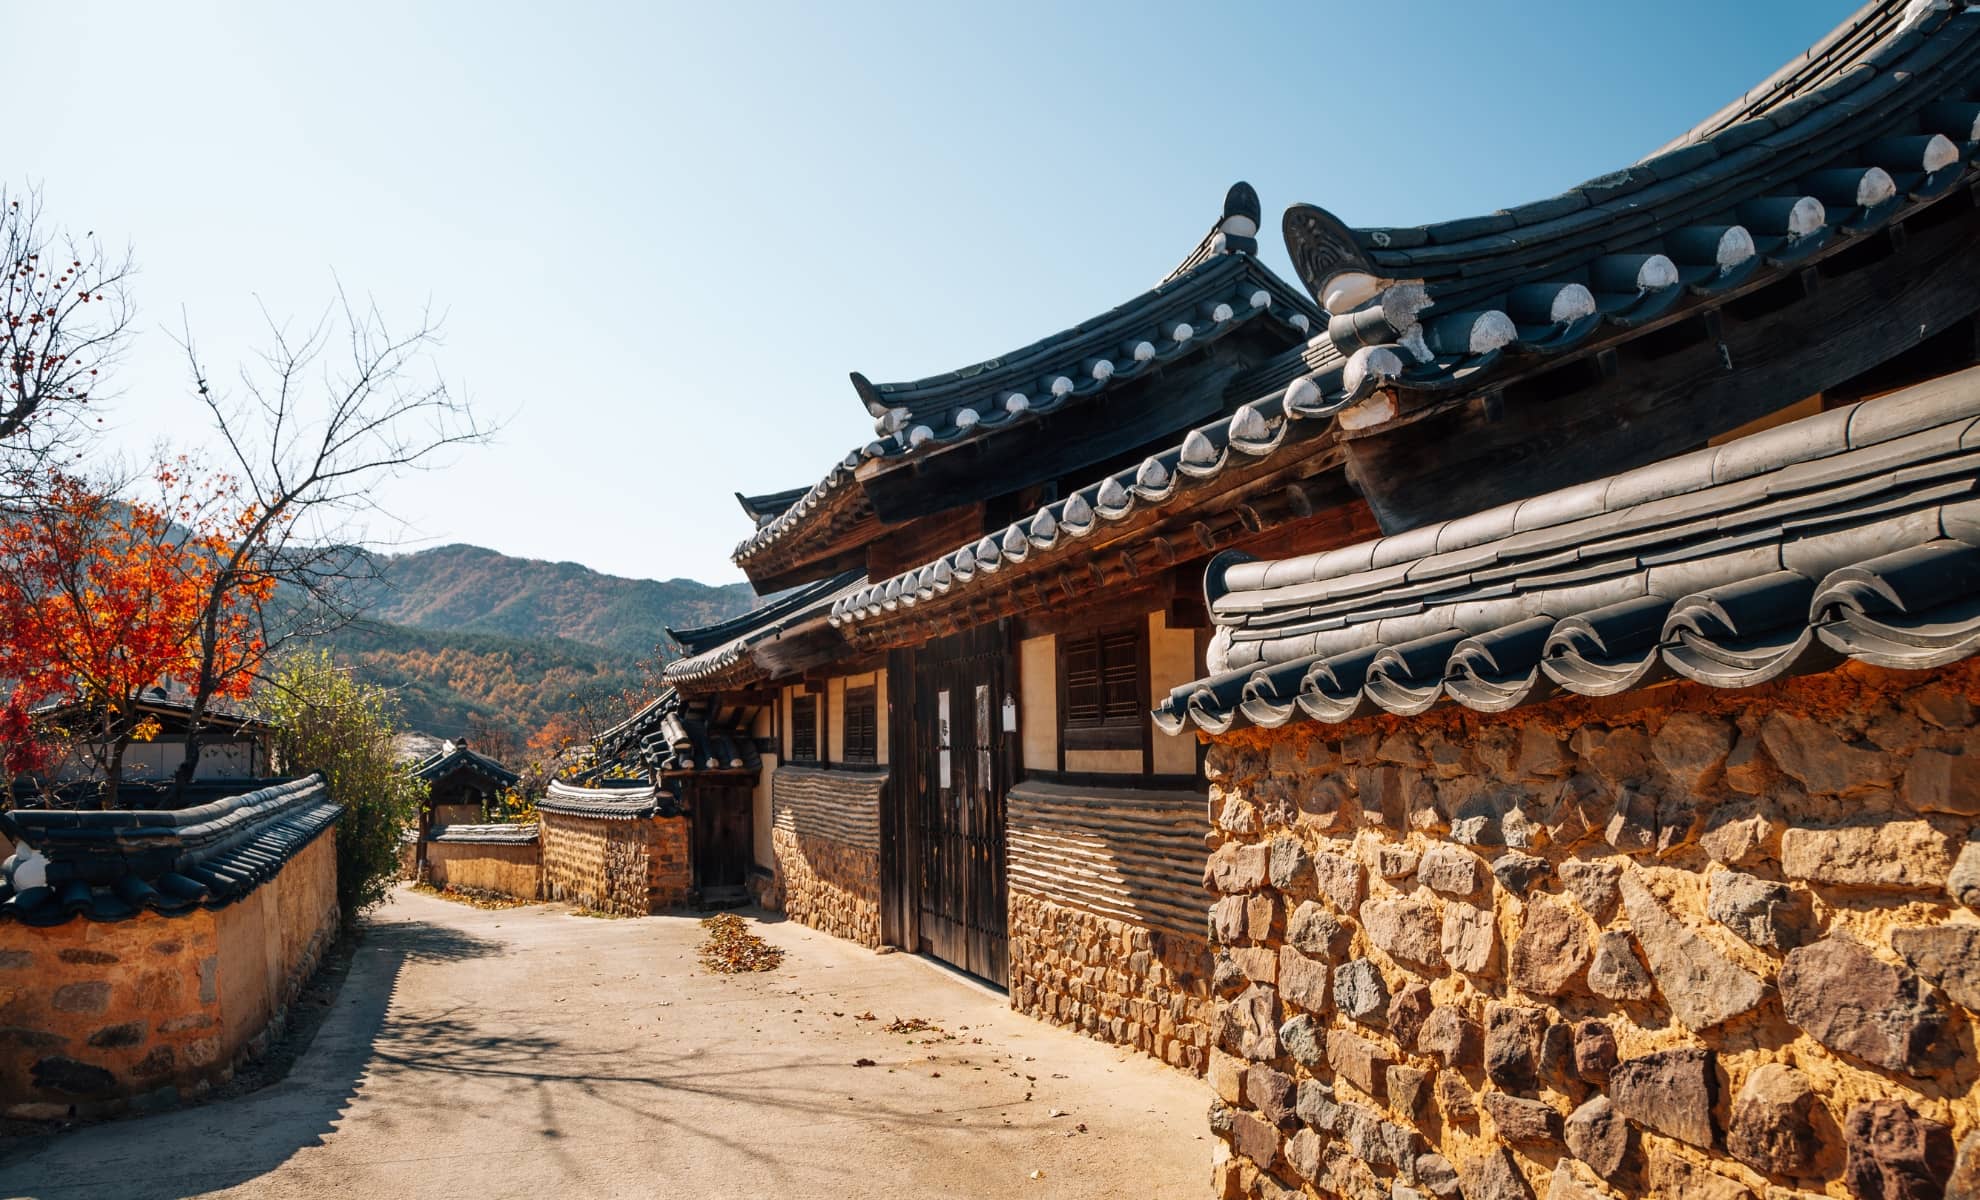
[0,468,276,780]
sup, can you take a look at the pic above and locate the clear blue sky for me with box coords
[17,1,1856,586]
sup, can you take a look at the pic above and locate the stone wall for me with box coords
[1006,780,1214,1072]
[0,828,338,1118]
[1200,658,1980,1200]
[771,766,883,947]
[538,811,690,915]
[425,841,541,900]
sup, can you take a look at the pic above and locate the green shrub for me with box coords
[260,651,425,919]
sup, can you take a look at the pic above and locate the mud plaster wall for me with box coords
[538,811,691,915]
[1007,780,1214,1073]
[1200,658,1980,1200]
[425,841,542,900]
[770,765,884,947]
[0,828,338,1118]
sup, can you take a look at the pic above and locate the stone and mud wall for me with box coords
[1201,658,1980,1200]
[538,811,690,915]
[0,828,338,1118]
[425,841,541,901]
[1006,779,1214,1073]
[770,766,884,947]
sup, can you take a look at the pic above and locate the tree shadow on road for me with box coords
[356,998,1058,1194]
[2,913,505,1200]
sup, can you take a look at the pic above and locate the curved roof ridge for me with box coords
[1651,0,1935,157]
[667,568,864,654]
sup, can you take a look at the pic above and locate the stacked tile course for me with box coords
[770,765,883,947]
[1199,661,1980,1199]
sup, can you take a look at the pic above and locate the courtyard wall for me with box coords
[538,810,690,915]
[0,828,338,1118]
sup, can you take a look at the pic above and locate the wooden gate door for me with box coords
[693,783,752,892]
[906,625,1011,985]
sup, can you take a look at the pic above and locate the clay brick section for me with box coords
[538,811,691,915]
[1201,660,1980,1200]
[770,766,883,946]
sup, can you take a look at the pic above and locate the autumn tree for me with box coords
[0,187,133,501]
[0,468,273,806]
[168,290,491,794]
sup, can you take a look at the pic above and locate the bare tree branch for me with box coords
[168,287,495,794]
[0,185,135,506]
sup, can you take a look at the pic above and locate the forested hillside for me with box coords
[318,543,761,746]
[351,544,755,657]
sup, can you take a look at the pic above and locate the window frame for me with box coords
[789,693,820,763]
[843,684,878,765]
[1057,619,1149,754]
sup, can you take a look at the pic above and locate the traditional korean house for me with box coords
[405,741,521,875]
[589,684,769,908]
[23,687,274,787]
[1145,2,1980,1195]
[411,741,521,824]
[647,181,1428,1071]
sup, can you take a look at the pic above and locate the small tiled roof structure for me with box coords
[593,690,762,777]
[1157,363,1980,733]
[535,779,681,820]
[427,822,540,846]
[409,743,521,790]
[731,183,1322,582]
[0,776,340,925]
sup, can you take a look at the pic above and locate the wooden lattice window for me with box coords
[1061,624,1144,751]
[843,685,878,764]
[789,694,819,762]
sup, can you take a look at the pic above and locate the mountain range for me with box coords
[323,544,758,746]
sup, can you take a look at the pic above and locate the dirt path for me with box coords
[2,887,1209,1200]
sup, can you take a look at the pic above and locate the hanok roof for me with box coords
[535,779,680,820]
[735,486,810,528]
[1157,363,1980,734]
[663,571,866,690]
[731,183,1322,583]
[820,1,1980,643]
[410,743,521,789]
[427,821,540,846]
[0,775,341,925]
[1278,0,1980,468]
[593,689,762,776]
[31,685,270,733]
[666,569,865,657]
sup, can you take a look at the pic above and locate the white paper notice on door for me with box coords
[938,689,952,785]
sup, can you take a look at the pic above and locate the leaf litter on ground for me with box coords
[697,913,785,974]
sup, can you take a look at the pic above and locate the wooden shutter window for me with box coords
[844,686,878,764]
[1061,624,1146,751]
[790,695,819,762]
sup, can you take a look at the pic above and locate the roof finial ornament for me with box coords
[1218,182,1262,254]
[1283,203,1386,315]
[850,371,889,418]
